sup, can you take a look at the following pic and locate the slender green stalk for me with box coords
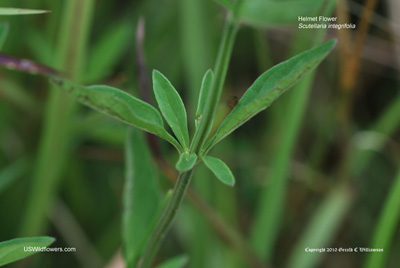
[20,0,94,236]
[138,169,195,268]
[138,12,239,268]
[191,14,239,153]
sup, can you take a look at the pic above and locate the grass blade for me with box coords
[0,22,9,48]
[20,0,95,237]
[152,70,190,150]
[50,77,183,153]
[0,8,50,16]
[176,153,198,172]
[287,186,352,268]
[84,20,131,83]
[0,237,55,266]
[364,171,400,268]
[195,70,214,129]
[156,255,189,268]
[249,1,337,258]
[204,39,337,152]
[0,77,39,113]
[0,158,28,195]
[123,129,161,267]
[201,155,235,186]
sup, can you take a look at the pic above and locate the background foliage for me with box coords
[0,0,399,267]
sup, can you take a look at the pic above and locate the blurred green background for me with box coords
[0,0,399,267]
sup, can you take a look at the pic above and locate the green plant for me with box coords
[44,25,336,268]
[0,1,344,267]
[2,1,400,268]
[0,8,335,268]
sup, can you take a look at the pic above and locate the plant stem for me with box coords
[138,169,195,268]
[191,14,239,153]
[138,12,239,268]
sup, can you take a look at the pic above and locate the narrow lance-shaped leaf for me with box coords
[204,39,336,152]
[153,70,190,151]
[0,22,9,49]
[0,237,55,266]
[195,70,214,129]
[176,153,198,172]
[123,129,161,267]
[201,155,235,186]
[0,8,50,15]
[50,76,183,153]
[156,255,189,268]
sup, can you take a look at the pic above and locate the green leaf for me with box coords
[51,77,183,153]
[123,129,161,267]
[201,155,235,186]
[0,237,55,266]
[156,255,189,268]
[215,0,234,10]
[176,153,198,172]
[204,39,336,152]
[0,22,9,49]
[0,8,50,16]
[195,70,214,129]
[152,70,190,150]
[237,0,321,27]
[84,21,131,82]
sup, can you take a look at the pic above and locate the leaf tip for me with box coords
[326,38,338,50]
[152,69,161,76]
